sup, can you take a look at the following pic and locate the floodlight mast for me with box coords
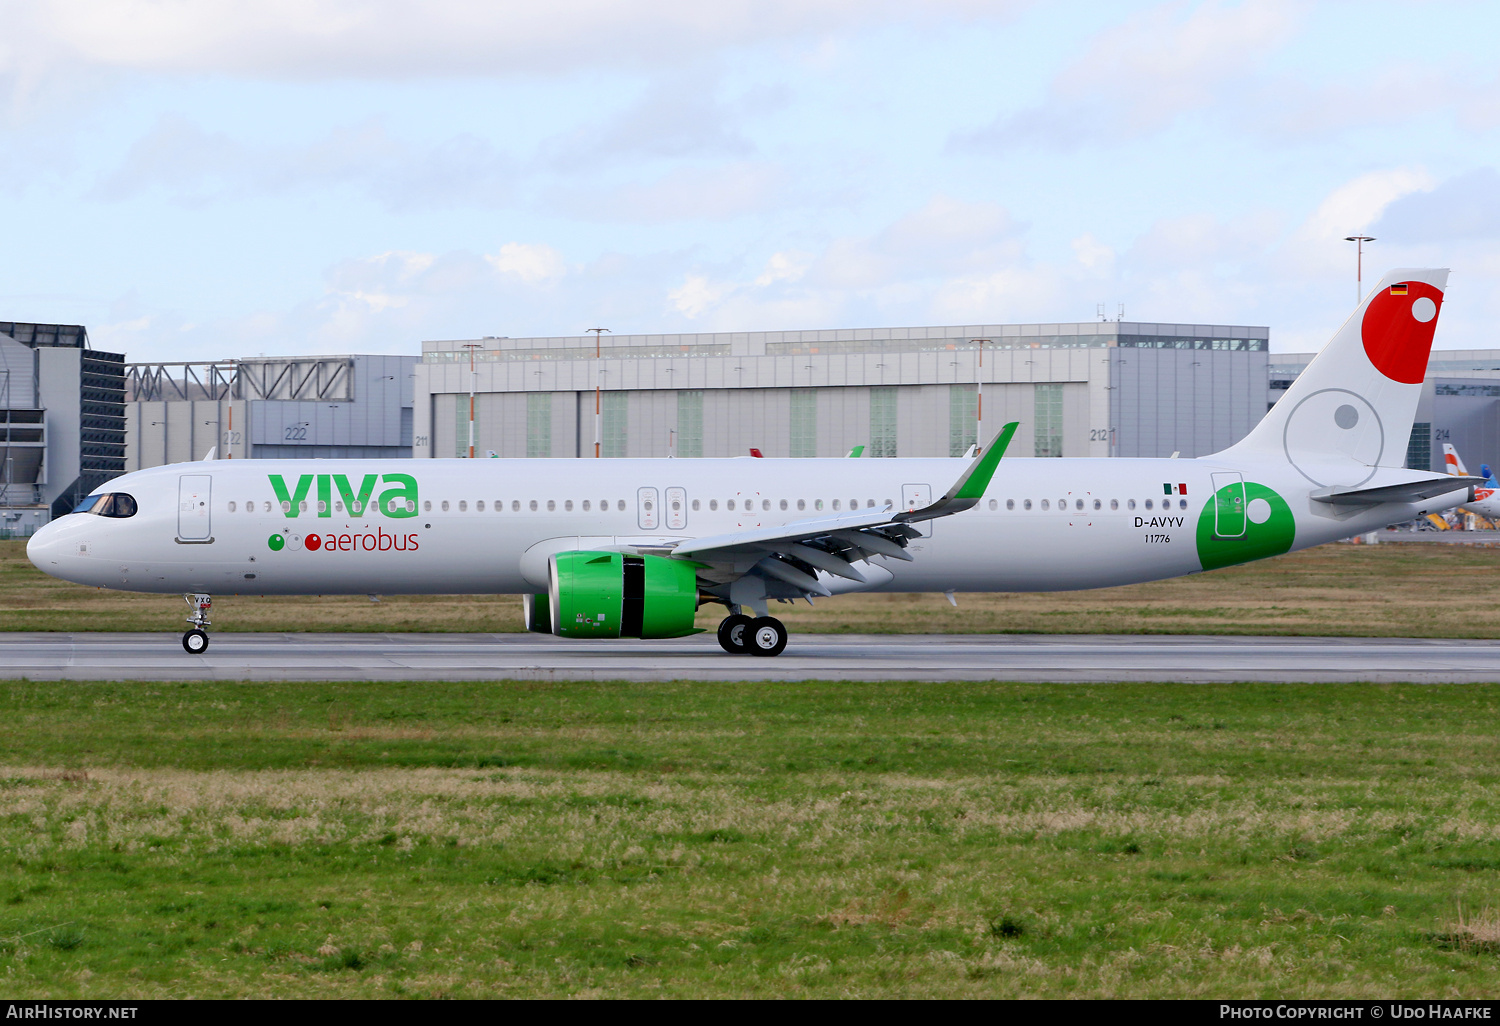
[971,339,990,455]
[462,343,482,458]
[587,328,610,458]
[1345,235,1375,307]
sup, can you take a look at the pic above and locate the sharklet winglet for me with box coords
[897,421,1018,523]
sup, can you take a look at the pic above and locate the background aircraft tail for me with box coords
[1444,443,1469,476]
[1218,268,1448,487]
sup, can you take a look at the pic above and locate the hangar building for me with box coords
[125,354,417,470]
[414,321,1272,462]
[0,322,125,535]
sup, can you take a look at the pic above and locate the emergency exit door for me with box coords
[1210,472,1245,539]
[902,483,932,537]
[178,474,213,541]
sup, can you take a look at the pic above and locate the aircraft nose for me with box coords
[27,519,66,570]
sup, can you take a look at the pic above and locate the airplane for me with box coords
[1442,443,1500,523]
[27,268,1489,657]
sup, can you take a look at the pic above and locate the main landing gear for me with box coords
[182,593,212,654]
[717,613,788,657]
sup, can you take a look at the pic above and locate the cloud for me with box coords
[661,194,1029,325]
[549,162,785,223]
[1287,166,1434,268]
[92,115,513,209]
[1374,167,1500,243]
[4,1,1022,83]
[485,243,567,284]
[543,73,764,167]
[955,0,1301,150]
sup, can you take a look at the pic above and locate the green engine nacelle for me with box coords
[547,551,703,640]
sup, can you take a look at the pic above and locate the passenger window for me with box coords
[796,499,805,511]
[281,501,292,513]
[423,500,432,512]
[762,499,771,511]
[529,500,538,511]
[1006,499,1015,510]
[988,499,997,511]
[476,500,485,512]
[1127,499,1136,510]
[565,500,573,511]
[618,499,626,511]
[263,502,272,513]
[709,499,717,511]
[547,500,556,512]
[1041,499,1049,510]
[1110,499,1118,510]
[779,499,788,511]
[1076,499,1084,511]
[441,500,450,512]
[512,500,521,512]
[884,499,893,509]
[582,500,590,511]
[1023,499,1032,510]
[691,499,700,511]
[832,499,841,511]
[228,501,237,512]
[728,499,736,511]
[1145,499,1153,510]
[1179,499,1188,510]
[814,499,823,511]
[1057,499,1066,511]
[459,500,467,512]
[1093,499,1101,510]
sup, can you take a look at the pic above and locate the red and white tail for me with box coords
[1218,268,1448,488]
[1443,443,1469,476]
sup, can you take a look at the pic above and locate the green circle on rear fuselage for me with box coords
[1196,482,1295,572]
[267,533,285,551]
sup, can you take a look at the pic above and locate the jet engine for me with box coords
[546,551,702,639]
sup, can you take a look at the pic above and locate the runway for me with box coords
[1,631,1497,683]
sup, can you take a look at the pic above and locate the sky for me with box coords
[3,0,1500,361]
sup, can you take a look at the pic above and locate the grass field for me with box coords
[5,537,1500,638]
[5,679,1500,998]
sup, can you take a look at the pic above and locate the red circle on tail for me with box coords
[1361,281,1443,384]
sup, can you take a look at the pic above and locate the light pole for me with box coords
[462,343,482,458]
[587,328,610,458]
[1345,235,1375,307]
[971,339,991,454]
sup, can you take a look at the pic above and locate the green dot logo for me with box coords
[1195,481,1295,572]
[267,534,285,551]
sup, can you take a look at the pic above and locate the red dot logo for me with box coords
[305,533,321,551]
[1362,281,1443,384]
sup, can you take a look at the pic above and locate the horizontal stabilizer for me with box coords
[1311,475,1484,506]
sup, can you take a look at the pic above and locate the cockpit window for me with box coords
[79,493,138,518]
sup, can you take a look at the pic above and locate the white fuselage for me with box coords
[26,455,1457,598]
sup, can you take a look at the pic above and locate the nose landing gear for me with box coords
[183,593,212,653]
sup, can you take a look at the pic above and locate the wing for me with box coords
[639,422,1018,604]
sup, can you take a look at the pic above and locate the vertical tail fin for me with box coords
[1443,443,1468,476]
[1218,268,1448,488]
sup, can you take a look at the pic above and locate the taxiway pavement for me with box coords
[0,632,1497,683]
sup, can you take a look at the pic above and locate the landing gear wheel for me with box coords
[182,628,209,654]
[717,614,753,655]
[746,616,788,657]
